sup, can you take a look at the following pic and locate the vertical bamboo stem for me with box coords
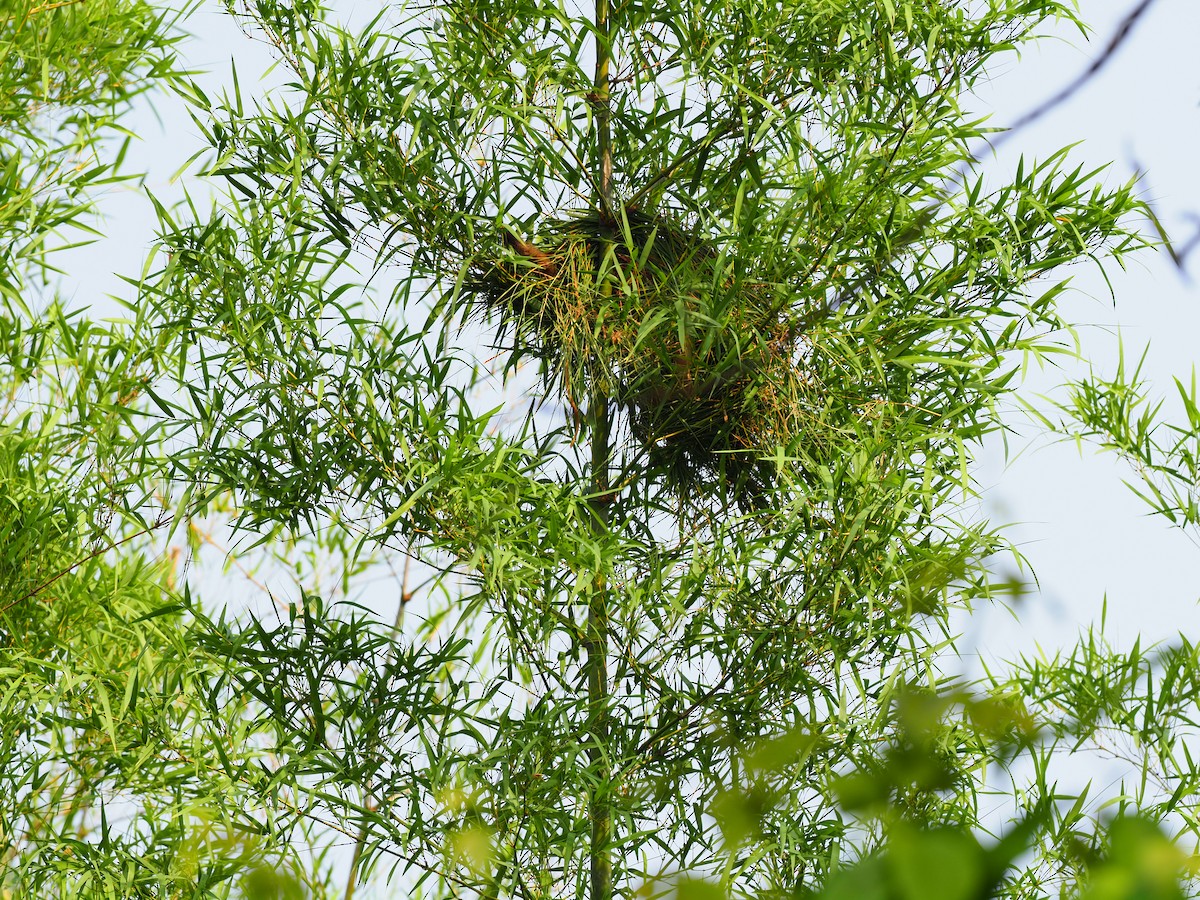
[586,1,614,899]
[593,0,613,214]
[344,560,412,900]
[586,396,611,900]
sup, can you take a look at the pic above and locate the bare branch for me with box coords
[996,0,1161,147]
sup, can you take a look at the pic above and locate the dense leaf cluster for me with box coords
[3,0,1200,899]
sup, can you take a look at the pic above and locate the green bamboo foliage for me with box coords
[0,0,189,301]
[100,0,1197,899]
[0,2,328,896]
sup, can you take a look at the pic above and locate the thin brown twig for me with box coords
[0,517,171,618]
[7,0,86,22]
[993,0,1161,147]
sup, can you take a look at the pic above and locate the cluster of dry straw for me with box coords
[466,207,815,508]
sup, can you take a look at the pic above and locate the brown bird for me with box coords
[501,227,558,274]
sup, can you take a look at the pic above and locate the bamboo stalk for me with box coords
[586,0,614,898]
[586,388,612,900]
[344,559,412,900]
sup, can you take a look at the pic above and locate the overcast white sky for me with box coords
[59,0,1200,668]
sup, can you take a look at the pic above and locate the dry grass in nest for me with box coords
[465,207,813,507]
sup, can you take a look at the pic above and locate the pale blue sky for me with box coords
[961,0,1200,661]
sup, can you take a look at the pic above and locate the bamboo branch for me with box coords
[586,1,615,898]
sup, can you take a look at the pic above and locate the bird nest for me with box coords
[465,208,812,508]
